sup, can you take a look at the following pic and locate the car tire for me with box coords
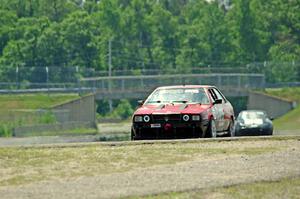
[131,128,136,140]
[267,129,273,136]
[207,119,217,138]
[226,120,235,137]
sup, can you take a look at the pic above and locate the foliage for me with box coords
[0,122,13,137]
[0,0,299,82]
[108,99,134,119]
[38,111,57,124]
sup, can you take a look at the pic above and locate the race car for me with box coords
[131,85,235,140]
[234,110,273,136]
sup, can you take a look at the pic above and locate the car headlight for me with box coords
[134,116,143,122]
[192,115,200,121]
[143,115,150,122]
[183,114,190,122]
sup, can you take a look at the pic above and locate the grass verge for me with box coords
[0,93,80,137]
[21,128,98,137]
[273,105,300,130]
[0,139,284,187]
[265,87,300,131]
[137,177,300,199]
[0,93,79,111]
[265,87,300,103]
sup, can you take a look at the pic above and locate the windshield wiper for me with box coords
[171,100,188,104]
[148,100,162,103]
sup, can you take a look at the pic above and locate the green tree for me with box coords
[0,10,17,56]
[1,17,50,67]
[59,11,100,68]
[39,0,79,21]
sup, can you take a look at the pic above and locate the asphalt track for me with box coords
[0,132,299,148]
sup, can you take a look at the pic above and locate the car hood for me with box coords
[238,118,265,126]
[134,103,211,115]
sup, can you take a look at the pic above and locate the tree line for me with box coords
[0,0,299,83]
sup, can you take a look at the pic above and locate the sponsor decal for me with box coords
[151,123,161,128]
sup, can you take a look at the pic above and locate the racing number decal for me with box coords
[212,106,224,120]
[209,88,225,121]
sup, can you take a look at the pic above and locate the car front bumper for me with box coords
[132,120,209,139]
[235,126,273,136]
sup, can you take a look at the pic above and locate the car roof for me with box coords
[240,110,266,113]
[238,110,267,116]
[155,85,214,89]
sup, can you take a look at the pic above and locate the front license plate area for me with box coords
[151,123,161,128]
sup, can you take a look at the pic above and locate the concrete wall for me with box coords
[52,94,96,123]
[247,92,296,118]
[13,122,95,137]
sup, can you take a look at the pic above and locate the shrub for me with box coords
[0,123,13,137]
[38,111,56,124]
[109,99,134,119]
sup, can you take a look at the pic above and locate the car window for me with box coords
[145,88,210,104]
[213,88,226,102]
[239,111,266,120]
[208,89,218,102]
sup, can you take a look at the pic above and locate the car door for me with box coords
[213,88,232,131]
[208,88,225,132]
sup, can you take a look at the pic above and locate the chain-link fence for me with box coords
[246,61,300,83]
[82,73,266,96]
[0,61,299,91]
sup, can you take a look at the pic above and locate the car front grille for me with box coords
[152,114,181,122]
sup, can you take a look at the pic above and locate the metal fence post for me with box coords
[46,66,49,94]
[16,66,19,89]
[121,79,125,92]
[238,75,241,89]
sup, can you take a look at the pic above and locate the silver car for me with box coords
[234,110,273,136]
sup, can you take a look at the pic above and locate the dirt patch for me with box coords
[0,138,299,198]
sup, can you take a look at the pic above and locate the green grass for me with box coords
[265,87,300,103]
[0,140,282,187]
[0,93,79,110]
[265,87,300,131]
[0,111,58,137]
[137,177,300,199]
[273,105,300,130]
[0,94,80,137]
[22,128,98,137]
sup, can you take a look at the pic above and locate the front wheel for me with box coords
[227,120,235,137]
[207,120,217,138]
[131,128,137,140]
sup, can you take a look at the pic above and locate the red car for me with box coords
[131,85,235,140]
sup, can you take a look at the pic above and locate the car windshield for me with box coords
[239,111,266,120]
[145,88,210,104]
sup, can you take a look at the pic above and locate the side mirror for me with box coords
[214,99,222,105]
[270,117,274,121]
[137,100,144,106]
